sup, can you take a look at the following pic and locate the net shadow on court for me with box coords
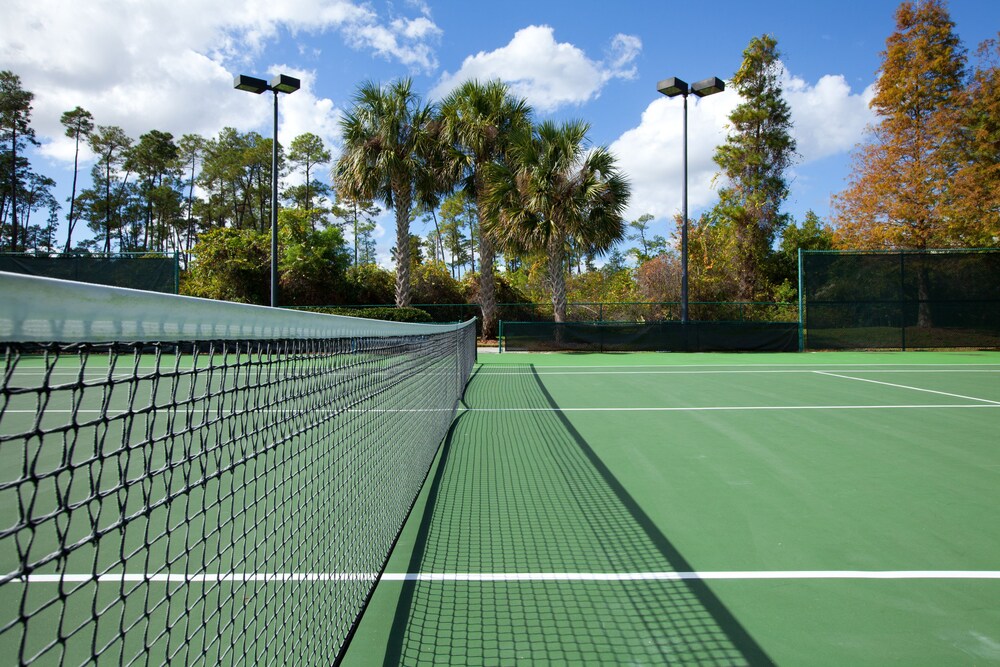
[383,365,773,665]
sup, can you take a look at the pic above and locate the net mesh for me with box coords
[0,273,476,666]
[801,249,1000,350]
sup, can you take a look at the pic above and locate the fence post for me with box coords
[900,251,907,351]
[498,320,503,354]
[797,248,805,352]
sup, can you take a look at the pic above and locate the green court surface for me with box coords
[344,351,1000,666]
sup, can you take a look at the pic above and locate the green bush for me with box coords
[303,306,433,323]
[345,264,395,304]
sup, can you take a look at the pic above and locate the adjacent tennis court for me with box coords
[345,350,1000,665]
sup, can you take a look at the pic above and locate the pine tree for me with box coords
[60,106,94,252]
[1,71,40,251]
[833,0,968,249]
[710,34,797,300]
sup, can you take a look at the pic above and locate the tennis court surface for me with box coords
[2,271,999,665]
[345,351,1000,666]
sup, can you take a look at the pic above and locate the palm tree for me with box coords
[335,78,437,307]
[439,80,532,339]
[482,120,630,322]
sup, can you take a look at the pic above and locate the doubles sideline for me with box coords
[13,570,1000,584]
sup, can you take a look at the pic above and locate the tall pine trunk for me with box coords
[65,134,81,252]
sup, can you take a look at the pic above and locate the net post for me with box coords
[797,248,804,352]
[498,320,503,354]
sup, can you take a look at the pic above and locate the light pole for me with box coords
[656,76,724,324]
[234,73,301,307]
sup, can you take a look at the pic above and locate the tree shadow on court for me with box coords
[382,364,773,665]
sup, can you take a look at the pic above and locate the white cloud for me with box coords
[0,0,440,167]
[430,25,641,111]
[610,90,736,222]
[611,66,874,223]
[783,70,875,162]
[607,34,642,76]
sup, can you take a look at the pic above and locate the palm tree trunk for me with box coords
[548,236,567,323]
[478,231,497,339]
[394,185,412,308]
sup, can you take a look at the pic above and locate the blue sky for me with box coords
[3,0,997,265]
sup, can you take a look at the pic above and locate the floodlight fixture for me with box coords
[270,74,301,94]
[691,77,725,97]
[656,77,689,98]
[234,75,269,94]
[656,74,725,323]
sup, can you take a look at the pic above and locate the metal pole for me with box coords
[681,93,689,324]
[271,90,279,308]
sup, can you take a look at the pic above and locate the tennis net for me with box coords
[0,271,476,666]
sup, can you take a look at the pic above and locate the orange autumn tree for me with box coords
[833,0,968,249]
[949,35,1000,244]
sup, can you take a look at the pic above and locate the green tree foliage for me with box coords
[411,261,465,304]
[183,226,270,303]
[197,127,273,231]
[771,210,835,294]
[84,125,133,253]
[483,120,630,322]
[18,172,59,251]
[184,210,351,305]
[566,266,638,307]
[335,78,438,307]
[710,34,797,300]
[128,130,182,253]
[278,208,351,305]
[390,232,424,275]
[344,263,395,304]
[286,132,332,227]
[833,0,970,248]
[437,190,473,277]
[626,213,669,264]
[685,210,742,303]
[331,192,380,266]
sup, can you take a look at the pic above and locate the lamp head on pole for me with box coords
[270,74,301,94]
[233,75,269,94]
[691,77,725,97]
[656,77,689,98]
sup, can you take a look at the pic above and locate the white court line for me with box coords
[380,570,1000,582]
[5,405,1000,416]
[815,371,1000,405]
[472,369,1000,376]
[13,571,1000,584]
[478,362,1000,371]
[460,405,999,412]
